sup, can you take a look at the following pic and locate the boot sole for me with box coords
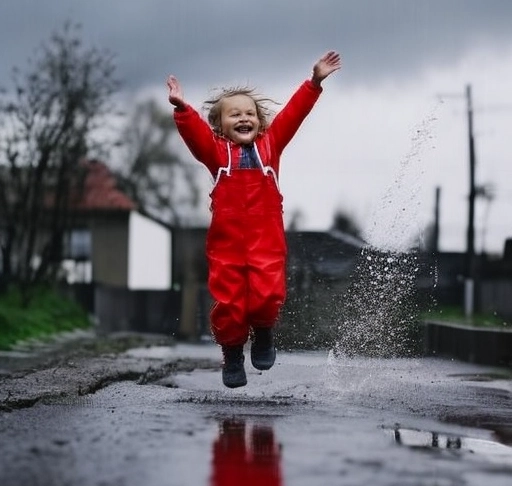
[222,374,247,388]
[223,378,248,388]
[251,348,276,371]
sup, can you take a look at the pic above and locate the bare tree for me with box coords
[114,99,202,227]
[0,22,118,301]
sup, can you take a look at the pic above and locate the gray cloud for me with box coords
[2,0,511,252]
[1,0,512,91]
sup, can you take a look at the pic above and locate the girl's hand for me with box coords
[311,51,342,86]
[166,75,186,109]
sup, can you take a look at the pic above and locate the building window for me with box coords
[69,229,92,260]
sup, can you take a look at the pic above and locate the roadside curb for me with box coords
[0,332,219,411]
[0,329,178,373]
[0,329,97,373]
[423,320,512,368]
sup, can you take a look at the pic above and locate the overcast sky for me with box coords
[1,0,512,254]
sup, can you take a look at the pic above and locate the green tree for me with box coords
[0,22,118,301]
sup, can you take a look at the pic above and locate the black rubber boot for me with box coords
[221,345,247,388]
[251,327,276,371]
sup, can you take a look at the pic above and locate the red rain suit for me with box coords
[174,80,322,346]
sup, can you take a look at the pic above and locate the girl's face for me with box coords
[220,94,260,144]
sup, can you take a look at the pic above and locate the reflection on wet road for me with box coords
[210,417,282,485]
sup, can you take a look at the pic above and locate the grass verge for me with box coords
[424,306,511,329]
[0,285,91,350]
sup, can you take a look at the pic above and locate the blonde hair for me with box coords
[203,86,278,136]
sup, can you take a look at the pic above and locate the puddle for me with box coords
[387,426,512,467]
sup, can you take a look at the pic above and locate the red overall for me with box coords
[207,166,286,345]
[174,80,323,346]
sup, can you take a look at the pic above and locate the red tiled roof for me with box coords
[71,159,136,212]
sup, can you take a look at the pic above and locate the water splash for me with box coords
[364,106,440,252]
[332,248,423,358]
[332,104,442,359]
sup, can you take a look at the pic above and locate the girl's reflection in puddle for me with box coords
[210,417,283,485]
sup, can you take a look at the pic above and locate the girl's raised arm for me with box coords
[311,51,342,87]
[167,75,186,110]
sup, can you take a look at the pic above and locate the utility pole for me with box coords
[464,84,476,318]
[433,186,441,254]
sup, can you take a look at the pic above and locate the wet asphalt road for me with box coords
[1,344,512,486]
